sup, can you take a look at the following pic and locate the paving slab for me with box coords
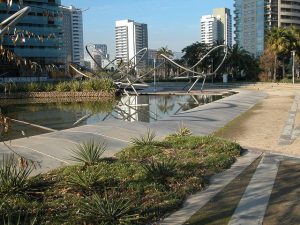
[0,143,67,175]
[160,151,262,225]
[279,94,299,145]
[264,160,300,225]
[229,154,279,225]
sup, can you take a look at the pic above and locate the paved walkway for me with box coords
[161,151,300,225]
[0,89,266,173]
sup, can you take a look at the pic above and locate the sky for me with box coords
[62,0,234,58]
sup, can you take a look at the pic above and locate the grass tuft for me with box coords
[70,140,107,166]
[142,159,177,183]
[131,129,156,147]
[0,155,33,196]
[67,167,103,194]
[79,194,138,225]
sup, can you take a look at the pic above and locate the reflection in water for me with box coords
[0,93,232,140]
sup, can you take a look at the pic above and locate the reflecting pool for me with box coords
[0,93,234,140]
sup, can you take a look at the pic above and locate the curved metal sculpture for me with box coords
[160,45,228,92]
[85,42,228,95]
[86,44,150,96]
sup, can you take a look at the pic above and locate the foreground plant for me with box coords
[131,129,156,147]
[79,194,138,225]
[0,155,33,196]
[70,140,107,166]
[67,167,103,194]
[172,124,192,137]
[142,159,177,183]
[2,213,38,225]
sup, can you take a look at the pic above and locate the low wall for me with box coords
[0,91,115,99]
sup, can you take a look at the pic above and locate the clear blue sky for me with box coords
[62,0,234,57]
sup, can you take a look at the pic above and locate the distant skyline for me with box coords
[62,0,234,58]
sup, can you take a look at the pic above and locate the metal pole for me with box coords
[292,51,296,85]
[154,58,156,92]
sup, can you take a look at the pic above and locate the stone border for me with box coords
[278,94,300,145]
[0,91,115,99]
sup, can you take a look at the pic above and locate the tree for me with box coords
[265,27,300,80]
[224,44,259,81]
[182,42,209,67]
[259,46,278,81]
[157,46,173,79]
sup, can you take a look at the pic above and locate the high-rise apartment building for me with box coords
[234,0,300,56]
[61,5,84,66]
[115,19,148,69]
[213,8,232,47]
[200,8,232,46]
[94,44,108,58]
[0,0,64,66]
[200,15,219,45]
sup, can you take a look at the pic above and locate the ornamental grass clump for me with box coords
[79,194,138,225]
[69,81,82,92]
[142,159,177,183]
[2,213,38,225]
[25,83,41,92]
[131,129,157,147]
[44,83,54,92]
[70,140,107,166]
[0,155,33,196]
[55,81,71,92]
[67,167,103,194]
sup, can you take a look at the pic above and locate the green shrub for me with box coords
[2,213,38,225]
[55,82,71,92]
[67,167,103,193]
[169,125,192,138]
[79,194,138,225]
[25,83,41,92]
[142,159,177,183]
[44,83,54,92]
[69,81,82,92]
[131,129,157,147]
[165,135,204,150]
[70,140,107,166]
[0,155,33,196]
[117,145,162,161]
[82,79,115,92]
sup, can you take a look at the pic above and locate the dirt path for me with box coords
[215,85,300,156]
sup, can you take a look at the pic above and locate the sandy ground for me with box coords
[216,84,300,156]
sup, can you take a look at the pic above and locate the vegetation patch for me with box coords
[0,132,241,224]
[0,79,116,95]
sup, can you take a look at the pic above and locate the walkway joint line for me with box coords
[9,144,70,165]
[229,154,279,225]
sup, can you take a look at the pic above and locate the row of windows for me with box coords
[281,15,300,20]
[281,0,300,6]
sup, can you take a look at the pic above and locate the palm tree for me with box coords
[225,44,256,80]
[266,27,291,80]
[157,46,173,79]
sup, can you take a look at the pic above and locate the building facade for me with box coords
[61,5,84,66]
[115,19,148,70]
[201,8,232,46]
[94,44,109,59]
[200,15,219,45]
[213,8,232,47]
[0,0,64,67]
[234,0,300,57]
